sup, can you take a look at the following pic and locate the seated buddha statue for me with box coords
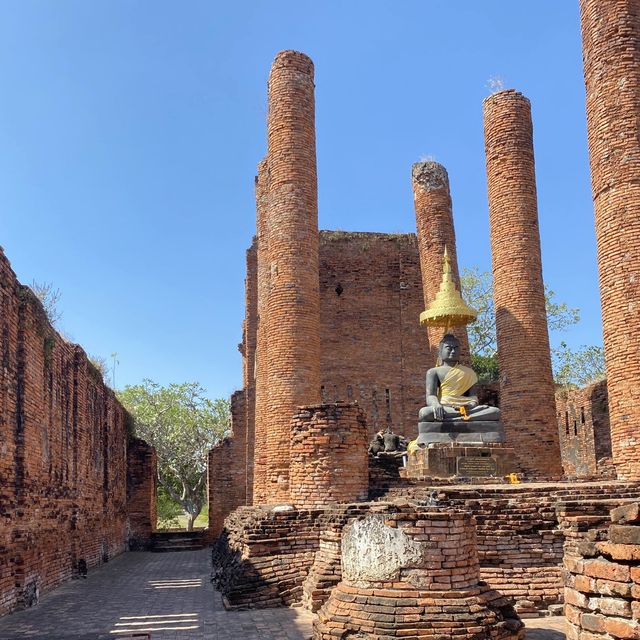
[418,334,500,423]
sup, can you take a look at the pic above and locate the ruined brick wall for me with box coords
[483,89,562,479]
[411,161,470,363]
[289,403,369,508]
[556,380,613,479]
[253,158,270,504]
[262,50,321,503]
[580,0,640,480]
[564,502,640,639]
[207,390,247,540]
[319,231,429,439]
[126,438,157,550]
[242,241,257,504]
[0,248,130,615]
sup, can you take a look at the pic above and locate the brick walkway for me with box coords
[0,548,566,639]
[0,549,314,640]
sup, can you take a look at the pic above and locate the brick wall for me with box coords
[253,158,270,504]
[483,89,562,479]
[580,0,640,480]
[411,161,470,363]
[556,381,614,479]
[564,502,640,639]
[318,231,429,439]
[289,402,369,508]
[242,241,257,504]
[0,248,132,615]
[207,389,247,540]
[126,438,157,549]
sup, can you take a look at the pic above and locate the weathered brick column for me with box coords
[483,90,562,478]
[126,438,157,550]
[289,403,369,508]
[314,507,523,639]
[412,161,470,363]
[580,0,640,480]
[252,158,270,504]
[263,51,321,503]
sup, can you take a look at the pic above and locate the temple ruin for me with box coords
[2,1,640,638]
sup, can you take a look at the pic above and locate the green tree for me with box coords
[460,268,604,386]
[118,380,230,531]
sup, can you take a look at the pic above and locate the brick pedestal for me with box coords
[289,402,369,508]
[483,89,562,479]
[313,506,524,639]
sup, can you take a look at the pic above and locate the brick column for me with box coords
[264,51,321,502]
[253,159,270,504]
[289,403,369,508]
[411,161,470,363]
[580,0,640,480]
[483,90,562,478]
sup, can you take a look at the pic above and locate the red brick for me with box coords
[483,89,562,479]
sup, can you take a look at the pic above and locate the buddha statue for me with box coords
[416,334,504,446]
[419,334,500,422]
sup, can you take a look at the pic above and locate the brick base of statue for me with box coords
[404,443,517,480]
[313,506,524,639]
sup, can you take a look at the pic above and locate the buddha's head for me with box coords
[438,334,460,365]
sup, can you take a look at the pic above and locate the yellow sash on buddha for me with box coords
[439,365,478,408]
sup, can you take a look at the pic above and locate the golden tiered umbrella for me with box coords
[419,247,478,334]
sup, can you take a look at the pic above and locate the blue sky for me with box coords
[0,1,598,399]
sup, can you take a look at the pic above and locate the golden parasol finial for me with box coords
[419,247,478,334]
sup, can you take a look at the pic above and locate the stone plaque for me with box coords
[456,456,498,477]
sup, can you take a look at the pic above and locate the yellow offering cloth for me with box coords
[439,364,478,408]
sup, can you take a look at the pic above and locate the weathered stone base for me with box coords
[314,583,524,639]
[313,507,524,640]
[404,443,516,479]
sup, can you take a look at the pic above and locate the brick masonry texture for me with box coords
[580,0,640,481]
[563,501,640,639]
[242,240,257,505]
[314,506,524,640]
[263,50,321,503]
[211,482,640,618]
[411,161,470,363]
[126,438,157,550]
[483,89,562,479]
[208,389,248,540]
[318,231,429,439]
[253,157,270,504]
[556,381,615,479]
[289,402,369,508]
[0,248,144,615]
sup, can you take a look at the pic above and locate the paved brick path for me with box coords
[0,549,313,640]
[0,549,566,639]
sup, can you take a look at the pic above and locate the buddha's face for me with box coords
[439,337,460,364]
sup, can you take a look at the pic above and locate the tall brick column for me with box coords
[263,51,321,503]
[253,158,270,504]
[483,90,562,478]
[411,161,470,363]
[580,0,640,480]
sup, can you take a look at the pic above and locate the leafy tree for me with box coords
[460,268,604,386]
[118,380,230,531]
